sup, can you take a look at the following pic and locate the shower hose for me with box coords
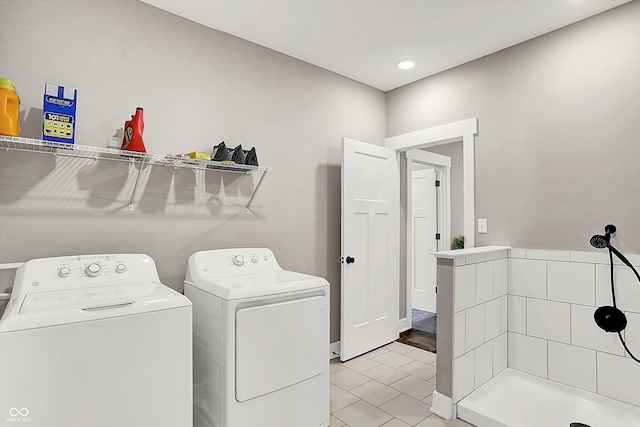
[605,245,640,363]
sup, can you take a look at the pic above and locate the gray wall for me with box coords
[388,1,640,254]
[0,0,386,342]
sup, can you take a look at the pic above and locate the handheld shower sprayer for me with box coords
[589,224,616,249]
[590,224,640,363]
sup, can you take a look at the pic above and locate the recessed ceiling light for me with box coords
[397,60,415,70]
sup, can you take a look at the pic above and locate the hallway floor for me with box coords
[330,342,473,426]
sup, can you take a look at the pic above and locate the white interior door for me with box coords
[341,138,399,361]
[411,168,438,313]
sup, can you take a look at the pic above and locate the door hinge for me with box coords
[435,233,441,240]
[435,180,440,187]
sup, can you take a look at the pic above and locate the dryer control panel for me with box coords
[188,248,282,278]
[11,254,161,295]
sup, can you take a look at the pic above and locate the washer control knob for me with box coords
[232,255,245,266]
[251,256,259,264]
[85,263,102,277]
[115,264,126,273]
[58,267,71,278]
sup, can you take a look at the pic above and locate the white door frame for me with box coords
[386,118,477,333]
[385,118,477,248]
[402,150,451,331]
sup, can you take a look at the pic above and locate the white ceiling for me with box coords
[140,0,630,92]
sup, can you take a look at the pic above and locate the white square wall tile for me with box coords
[475,341,493,388]
[492,333,507,375]
[509,248,527,259]
[526,249,570,261]
[508,295,526,334]
[465,304,485,351]
[500,296,508,334]
[527,299,570,344]
[493,259,508,298]
[597,352,640,407]
[623,312,640,358]
[453,351,475,402]
[476,262,494,304]
[454,311,466,358]
[595,263,614,308]
[455,264,476,312]
[612,266,640,314]
[484,298,501,341]
[485,251,503,261]
[548,342,596,393]
[571,304,624,355]
[466,253,486,264]
[570,251,609,264]
[509,258,547,299]
[547,261,595,306]
[508,332,547,378]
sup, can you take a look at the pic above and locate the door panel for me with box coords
[412,168,438,313]
[341,138,399,361]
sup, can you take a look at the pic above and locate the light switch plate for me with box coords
[478,218,488,234]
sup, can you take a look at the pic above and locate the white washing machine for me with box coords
[185,248,330,427]
[0,254,192,427]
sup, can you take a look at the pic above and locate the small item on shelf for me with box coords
[244,147,259,166]
[121,107,146,153]
[43,83,77,145]
[212,141,231,162]
[0,78,20,137]
[230,144,245,164]
[184,152,211,161]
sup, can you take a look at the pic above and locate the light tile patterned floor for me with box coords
[330,342,473,427]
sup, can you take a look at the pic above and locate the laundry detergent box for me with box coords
[42,83,77,145]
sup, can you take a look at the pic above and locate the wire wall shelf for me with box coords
[0,135,271,212]
[0,135,271,174]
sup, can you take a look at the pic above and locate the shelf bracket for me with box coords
[128,157,147,211]
[245,170,268,213]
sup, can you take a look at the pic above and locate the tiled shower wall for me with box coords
[450,249,509,403]
[508,248,640,408]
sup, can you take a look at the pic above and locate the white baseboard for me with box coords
[399,317,410,333]
[330,341,341,359]
[431,391,455,420]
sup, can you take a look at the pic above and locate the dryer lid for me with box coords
[0,282,190,333]
[185,270,329,300]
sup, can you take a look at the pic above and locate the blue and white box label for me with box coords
[43,83,77,145]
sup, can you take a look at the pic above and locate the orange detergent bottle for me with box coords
[121,107,146,153]
[0,78,20,137]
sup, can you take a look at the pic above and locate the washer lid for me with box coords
[0,282,190,333]
[185,270,329,300]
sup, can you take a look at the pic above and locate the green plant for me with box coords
[452,235,464,250]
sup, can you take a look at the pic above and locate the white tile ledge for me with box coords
[434,246,511,259]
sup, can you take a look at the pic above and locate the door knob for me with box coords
[346,256,355,264]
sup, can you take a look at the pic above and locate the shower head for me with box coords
[590,224,617,249]
[590,234,610,249]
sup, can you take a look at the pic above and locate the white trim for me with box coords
[385,118,478,249]
[399,317,410,333]
[330,341,341,359]
[406,149,451,167]
[386,118,477,151]
[462,133,475,248]
[404,151,451,325]
[431,391,456,420]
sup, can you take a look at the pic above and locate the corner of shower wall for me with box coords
[434,246,510,416]
[506,247,640,409]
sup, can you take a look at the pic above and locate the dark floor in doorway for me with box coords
[397,309,437,353]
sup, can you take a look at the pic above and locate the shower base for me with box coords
[457,368,640,427]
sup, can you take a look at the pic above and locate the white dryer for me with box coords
[0,254,192,427]
[185,248,330,427]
